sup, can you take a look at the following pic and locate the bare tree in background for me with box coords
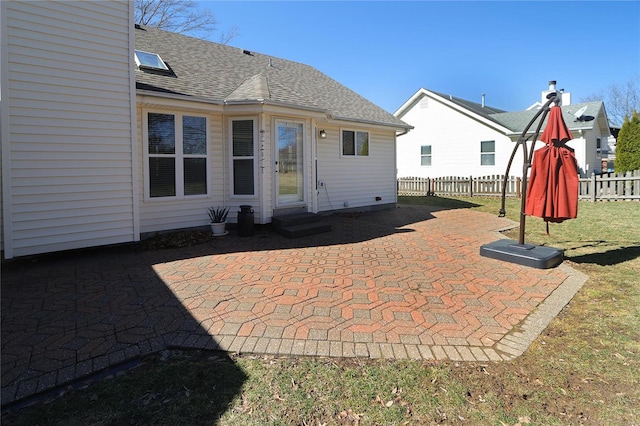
[135,0,238,43]
[582,76,640,127]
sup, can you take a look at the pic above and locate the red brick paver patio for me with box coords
[1,205,587,407]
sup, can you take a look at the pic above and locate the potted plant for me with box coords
[207,206,229,236]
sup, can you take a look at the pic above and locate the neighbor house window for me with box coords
[231,119,255,195]
[146,112,208,198]
[421,145,432,166]
[342,130,369,156]
[480,140,495,165]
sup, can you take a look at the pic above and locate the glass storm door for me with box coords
[276,121,304,205]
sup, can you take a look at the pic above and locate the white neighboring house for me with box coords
[394,89,512,179]
[394,83,611,180]
[1,1,411,259]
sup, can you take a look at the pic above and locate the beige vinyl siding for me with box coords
[3,1,134,257]
[317,127,397,212]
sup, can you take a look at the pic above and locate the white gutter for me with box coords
[136,89,224,105]
[136,89,410,132]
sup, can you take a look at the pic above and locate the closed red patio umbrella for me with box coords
[525,106,579,225]
[481,90,571,269]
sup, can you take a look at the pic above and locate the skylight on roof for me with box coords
[134,50,168,70]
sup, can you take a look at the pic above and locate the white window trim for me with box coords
[274,118,306,207]
[134,49,169,70]
[340,128,370,158]
[228,117,258,198]
[480,140,495,166]
[420,144,432,167]
[143,109,210,201]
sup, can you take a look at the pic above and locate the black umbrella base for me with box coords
[480,239,564,269]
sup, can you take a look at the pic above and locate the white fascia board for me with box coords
[226,99,329,115]
[395,88,511,134]
[329,116,413,132]
[137,89,224,108]
[136,92,407,132]
[227,100,409,131]
[393,88,429,118]
[137,90,225,112]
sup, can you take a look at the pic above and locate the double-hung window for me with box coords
[480,140,495,166]
[341,130,369,156]
[146,112,208,198]
[421,145,432,166]
[231,119,255,195]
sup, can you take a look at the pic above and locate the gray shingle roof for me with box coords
[425,91,509,129]
[431,91,506,116]
[491,101,604,134]
[134,26,410,129]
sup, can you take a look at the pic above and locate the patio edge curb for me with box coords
[493,263,589,360]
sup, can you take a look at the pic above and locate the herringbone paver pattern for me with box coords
[1,206,587,407]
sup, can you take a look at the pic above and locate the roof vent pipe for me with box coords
[548,80,557,91]
[482,93,485,108]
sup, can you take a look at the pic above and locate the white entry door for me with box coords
[276,121,304,206]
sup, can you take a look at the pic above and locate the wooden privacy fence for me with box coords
[397,175,521,197]
[579,170,640,201]
[399,170,640,201]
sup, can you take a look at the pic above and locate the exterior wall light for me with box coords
[319,129,327,139]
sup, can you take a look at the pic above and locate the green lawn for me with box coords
[3,197,639,425]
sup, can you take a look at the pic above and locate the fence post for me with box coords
[590,173,597,202]
[469,176,473,197]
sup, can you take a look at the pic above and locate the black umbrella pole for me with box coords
[519,159,528,244]
[515,96,557,244]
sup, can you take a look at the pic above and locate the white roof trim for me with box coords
[395,88,512,134]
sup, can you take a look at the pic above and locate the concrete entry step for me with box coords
[272,212,332,238]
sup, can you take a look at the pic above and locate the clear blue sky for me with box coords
[202,1,640,114]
